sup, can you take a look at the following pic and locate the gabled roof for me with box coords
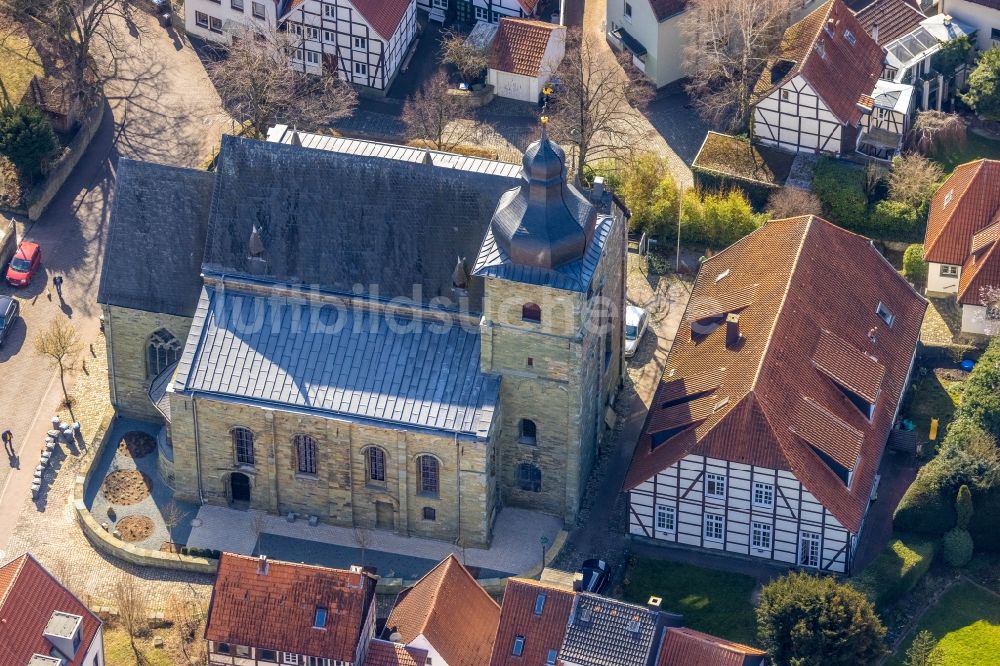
[0,554,103,666]
[364,639,429,666]
[489,578,575,666]
[97,160,214,317]
[754,0,885,126]
[385,555,500,666]
[957,226,1000,306]
[488,18,563,77]
[626,217,926,533]
[205,554,377,662]
[924,159,1000,266]
[656,627,766,666]
[559,593,675,666]
[854,0,925,44]
[648,0,688,21]
[283,0,411,40]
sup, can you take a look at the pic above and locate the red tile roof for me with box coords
[205,554,376,662]
[518,0,539,14]
[364,639,429,666]
[924,159,1000,266]
[283,0,411,40]
[958,233,1000,307]
[656,627,766,666]
[0,554,103,666]
[489,578,575,666]
[854,0,925,45]
[648,0,689,21]
[386,555,500,666]
[489,18,563,78]
[626,216,926,533]
[754,0,885,126]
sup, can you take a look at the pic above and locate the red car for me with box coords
[6,241,41,287]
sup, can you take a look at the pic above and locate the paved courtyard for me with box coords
[187,504,561,580]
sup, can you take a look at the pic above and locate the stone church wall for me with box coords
[103,305,194,421]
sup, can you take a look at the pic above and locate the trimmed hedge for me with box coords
[893,477,957,535]
[942,528,974,567]
[852,534,937,610]
[968,488,1000,551]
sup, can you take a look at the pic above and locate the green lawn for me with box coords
[888,581,1000,665]
[622,558,759,645]
[103,625,176,666]
[931,132,1000,173]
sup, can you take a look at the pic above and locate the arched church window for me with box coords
[522,303,542,323]
[519,419,537,445]
[418,455,439,497]
[295,434,317,475]
[147,329,181,378]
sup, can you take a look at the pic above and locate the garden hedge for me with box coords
[968,488,1000,551]
[852,534,937,610]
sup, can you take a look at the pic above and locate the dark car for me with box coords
[579,558,610,594]
[0,296,20,346]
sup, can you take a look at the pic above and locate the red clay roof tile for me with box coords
[385,555,500,666]
[854,0,926,45]
[626,216,926,533]
[205,554,376,661]
[656,627,766,666]
[489,578,575,666]
[924,159,1000,266]
[489,18,562,78]
[364,638,429,666]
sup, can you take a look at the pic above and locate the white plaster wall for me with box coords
[185,0,276,43]
[753,76,843,155]
[941,0,1000,51]
[926,262,962,295]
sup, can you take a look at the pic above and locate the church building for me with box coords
[97,126,626,548]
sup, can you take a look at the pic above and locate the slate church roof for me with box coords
[172,286,499,439]
[202,135,519,313]
[97,160,215,316]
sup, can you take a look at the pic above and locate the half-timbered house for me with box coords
[282,0,417,91]
[752,0,909,158]
[419,0,537,24]
[625,216,926,574]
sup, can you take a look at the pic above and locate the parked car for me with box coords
[0,296,20,346]
[578,558,610,593]
[6,241,41,287]
[624,305,649,358]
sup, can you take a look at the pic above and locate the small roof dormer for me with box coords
[488,120,597,271]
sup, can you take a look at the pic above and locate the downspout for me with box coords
[192,396,205,504]
[270,410,280,513]
[104,307,119,408]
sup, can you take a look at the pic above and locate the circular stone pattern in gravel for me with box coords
[117,515,154,543]
[103,470,153,505]
[117,431,156,459]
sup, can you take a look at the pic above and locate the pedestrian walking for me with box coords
[2,429,12,457]
[53,275,64,298]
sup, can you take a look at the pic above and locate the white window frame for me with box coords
[800,531,821,568]
[655,505,675,534]
[940,264,959,277]
[291,23,302,36]
[195,11,209,27]
[324,4,335,17]
[323,29,334,43]
[354,61,368,76]
[282,655,299,666]
[474,5,488,20]
[432,0,447,8]
[231,0,244,11]
[209,16,223,33]
[751,522,772,550]
[305,26,319,41]
[704,513,724,542]
[624,1,632,22]
[876,302,895,327]
[752,482,774,508]
[354,36,367,50]
[705,472,726,499]
[251,0,266,19]
[306,50,320,64]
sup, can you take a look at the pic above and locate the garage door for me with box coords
[495,73,531,102]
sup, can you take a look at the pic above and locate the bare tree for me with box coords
[207,26,357,139]
[546,29,653,179]
[888,153,943,208]
[166,593,204,664]
[33,318,81,414]
[440,31,488,84]
[401,70,481,152]
[908,111,967,157]
[1,0,134,117]
[112,572,149,663]
[353,526,373,566]
[161,500,185,550]
[681,0,796,132]
[767,187,822,219]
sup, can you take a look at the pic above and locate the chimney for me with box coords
[726,313,741,348]
[592,176,605,201]
[871,22,879,43]
[257,554,268,575]
[572,572,584,592]
[868,327,878,346]
[647,596,662,612]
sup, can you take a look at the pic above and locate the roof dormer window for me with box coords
[943,188,954,208]
[843,29,856,45]
[313,606,327,629]
[534,593,546,615]
[876,302,895,327]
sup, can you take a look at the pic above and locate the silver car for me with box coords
[624,305,648,358]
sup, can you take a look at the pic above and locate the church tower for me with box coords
[474,121,626,526]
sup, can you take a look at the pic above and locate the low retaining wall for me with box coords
[72,413,219,575]
[27,102,105,221]
[0,219,16,269]
[448,85,495,109]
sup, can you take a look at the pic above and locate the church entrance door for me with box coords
[375,501,393,530]
[230,472,251,503]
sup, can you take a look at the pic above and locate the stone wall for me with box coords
[169,394,497,548]
[103,304,194,421]
[0,219,16,270]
